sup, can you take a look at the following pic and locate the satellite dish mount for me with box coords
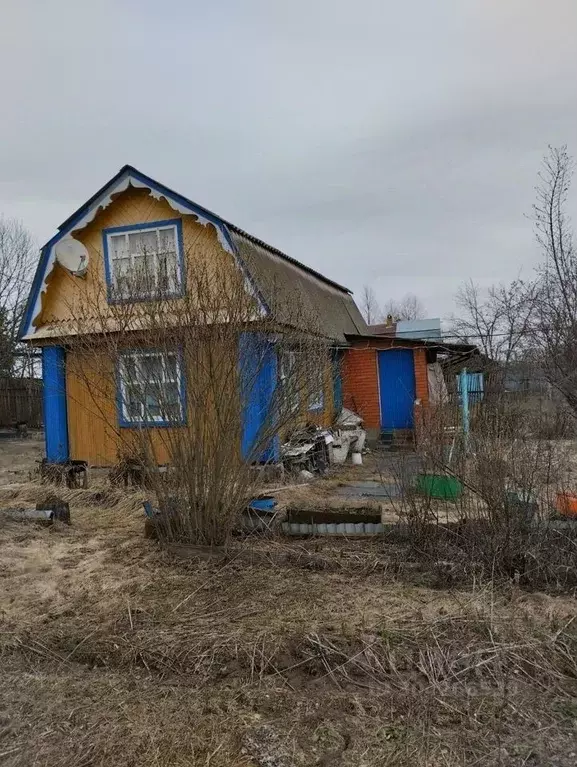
[54,237,89,278]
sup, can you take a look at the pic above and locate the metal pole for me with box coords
[460,367,470,451]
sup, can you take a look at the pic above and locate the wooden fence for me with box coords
[0,378,43,428]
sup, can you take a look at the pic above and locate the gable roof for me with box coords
[20,165,365,342]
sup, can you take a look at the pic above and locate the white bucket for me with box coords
[351,452,362,466]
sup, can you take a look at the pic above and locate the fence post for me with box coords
[460,367,470,452]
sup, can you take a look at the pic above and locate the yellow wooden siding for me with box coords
[304,360,334,427]
[277,358,334,443]
[66,344,334,467]
[37,186,229,329]
[66,347,187,466]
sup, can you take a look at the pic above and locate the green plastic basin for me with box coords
[416,473,463,500]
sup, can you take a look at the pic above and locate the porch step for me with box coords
[379,429,415,451]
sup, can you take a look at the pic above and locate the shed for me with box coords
[342,333,478,444]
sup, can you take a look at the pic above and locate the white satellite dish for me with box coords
[54,237,89,277]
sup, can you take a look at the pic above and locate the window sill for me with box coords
[108,288,185,305]
[118,418,187,429]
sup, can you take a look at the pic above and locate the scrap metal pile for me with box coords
[280,408,367,475]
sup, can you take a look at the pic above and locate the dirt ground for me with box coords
[1,440,577,766]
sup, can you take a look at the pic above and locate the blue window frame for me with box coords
[308,366,325,412]
[279,349,300,413]
[117,349,186,427]
[102,219,184,302]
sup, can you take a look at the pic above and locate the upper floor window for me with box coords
[104,220,183,301]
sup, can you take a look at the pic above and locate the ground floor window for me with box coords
[117,350,185,426]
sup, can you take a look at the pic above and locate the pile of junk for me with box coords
[280,408,366,476]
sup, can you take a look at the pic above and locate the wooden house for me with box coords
[20,165,367,468]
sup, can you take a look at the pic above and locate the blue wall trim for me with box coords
[19,166,269,339]
[102,218,185,304]
[42,346,69,463]
[239,332,279,463]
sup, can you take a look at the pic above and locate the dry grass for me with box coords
[1,446,577,765]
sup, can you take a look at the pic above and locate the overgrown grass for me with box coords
[1,490,577,766]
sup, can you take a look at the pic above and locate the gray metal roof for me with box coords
[232,232,368,343]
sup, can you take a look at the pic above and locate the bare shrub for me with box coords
[65,247,333,547]
[388,394,577,590]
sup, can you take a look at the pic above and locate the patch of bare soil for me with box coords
[0,434,43,486]
[1,445,577,765]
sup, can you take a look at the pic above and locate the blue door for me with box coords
[378,349,416,429]
[239,332,279,463]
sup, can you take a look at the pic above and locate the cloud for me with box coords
[1,0,576,317]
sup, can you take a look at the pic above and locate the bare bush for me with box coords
[64,248,332,547]
[388,395,577,589]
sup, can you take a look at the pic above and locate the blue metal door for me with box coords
[378,349,416,429]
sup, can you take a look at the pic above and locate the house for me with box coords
[20,165,367,468]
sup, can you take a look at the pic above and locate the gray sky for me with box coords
[1,0,576,319]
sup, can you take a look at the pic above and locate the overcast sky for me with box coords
[1,0,576,320]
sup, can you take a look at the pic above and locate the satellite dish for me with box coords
[55,237,89,277]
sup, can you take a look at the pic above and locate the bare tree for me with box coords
[451,280,535,365]
[532,145,577,412]
[382,293,425,321]
[360,284,381,325]
[0,217,36,374]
